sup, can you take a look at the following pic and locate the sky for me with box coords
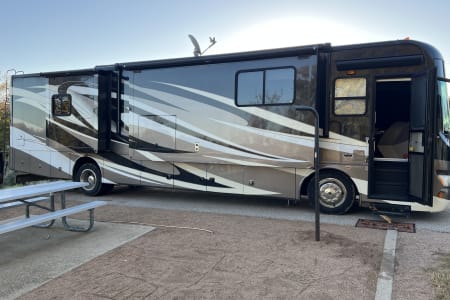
[1,0,450,77]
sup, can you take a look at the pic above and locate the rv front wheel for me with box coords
[307,171,355,214]
[75,163,103,196]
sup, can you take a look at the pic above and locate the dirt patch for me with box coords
[394,230,450,300]
[427,252,450,300]
[15,204,384,299]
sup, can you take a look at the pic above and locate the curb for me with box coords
[375,229,398,300]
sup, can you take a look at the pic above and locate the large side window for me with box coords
[236,67,295,106]
[52,94,72,116]
[334,77,366,115]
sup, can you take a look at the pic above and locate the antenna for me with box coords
[188,34,217,57]
[188,34,202,57]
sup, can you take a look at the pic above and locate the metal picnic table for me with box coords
[0,180,107,235]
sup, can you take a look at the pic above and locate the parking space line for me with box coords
[375,229,398,300]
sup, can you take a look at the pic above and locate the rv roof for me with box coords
[114,43,330,71]
[12,39,442,78]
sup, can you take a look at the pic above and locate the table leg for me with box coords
[61,191,95,232]
[28,194,56,228]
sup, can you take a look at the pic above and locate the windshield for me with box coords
[439,79,450,133]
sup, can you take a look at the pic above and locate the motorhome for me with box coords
[5,40,450,214]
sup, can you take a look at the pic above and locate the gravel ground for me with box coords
[393,230,450,300]
[15,204,385,299]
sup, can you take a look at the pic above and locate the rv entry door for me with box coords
[409,74,433,205]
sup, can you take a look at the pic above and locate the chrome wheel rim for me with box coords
[80,169,97,191]
[318,178,347,208]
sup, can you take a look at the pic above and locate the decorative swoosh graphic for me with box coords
[125,85,310,162]
[155,81,369,149]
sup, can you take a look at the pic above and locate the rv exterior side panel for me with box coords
[11,40,448,213]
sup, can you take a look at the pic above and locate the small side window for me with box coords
[236,71,264,106]
[265,68,295,104]
[334,77,366,115]
[52,94,72,116]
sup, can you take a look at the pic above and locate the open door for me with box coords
[408,74,433,205]
[370,75,433,206]
[370,78,411,200]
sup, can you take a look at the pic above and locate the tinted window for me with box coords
[236,67,295,106]
[236,71,264,105]
[52,94,72,116]
[439,80,450,132]
[265,68,295,104]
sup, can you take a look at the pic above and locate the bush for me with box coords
[2,167,16,186]
[0,152,15,187]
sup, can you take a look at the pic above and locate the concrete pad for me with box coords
[0,219,154,300]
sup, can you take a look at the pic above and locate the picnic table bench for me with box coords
[0,181,107,235]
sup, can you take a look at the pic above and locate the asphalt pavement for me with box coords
[70,186,450,233]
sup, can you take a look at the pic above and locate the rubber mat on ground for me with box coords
[355,218,415,233]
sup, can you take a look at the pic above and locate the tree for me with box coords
[0,78,5,99]
[0,74,10,156]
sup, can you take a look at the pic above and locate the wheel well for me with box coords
[72,157,100,179]
[300,168,359,198]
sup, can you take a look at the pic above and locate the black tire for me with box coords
[307,171,355,214]
[75,163,104,196]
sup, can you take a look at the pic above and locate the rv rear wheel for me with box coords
[307,171,355,214]
[75,163,104,196]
